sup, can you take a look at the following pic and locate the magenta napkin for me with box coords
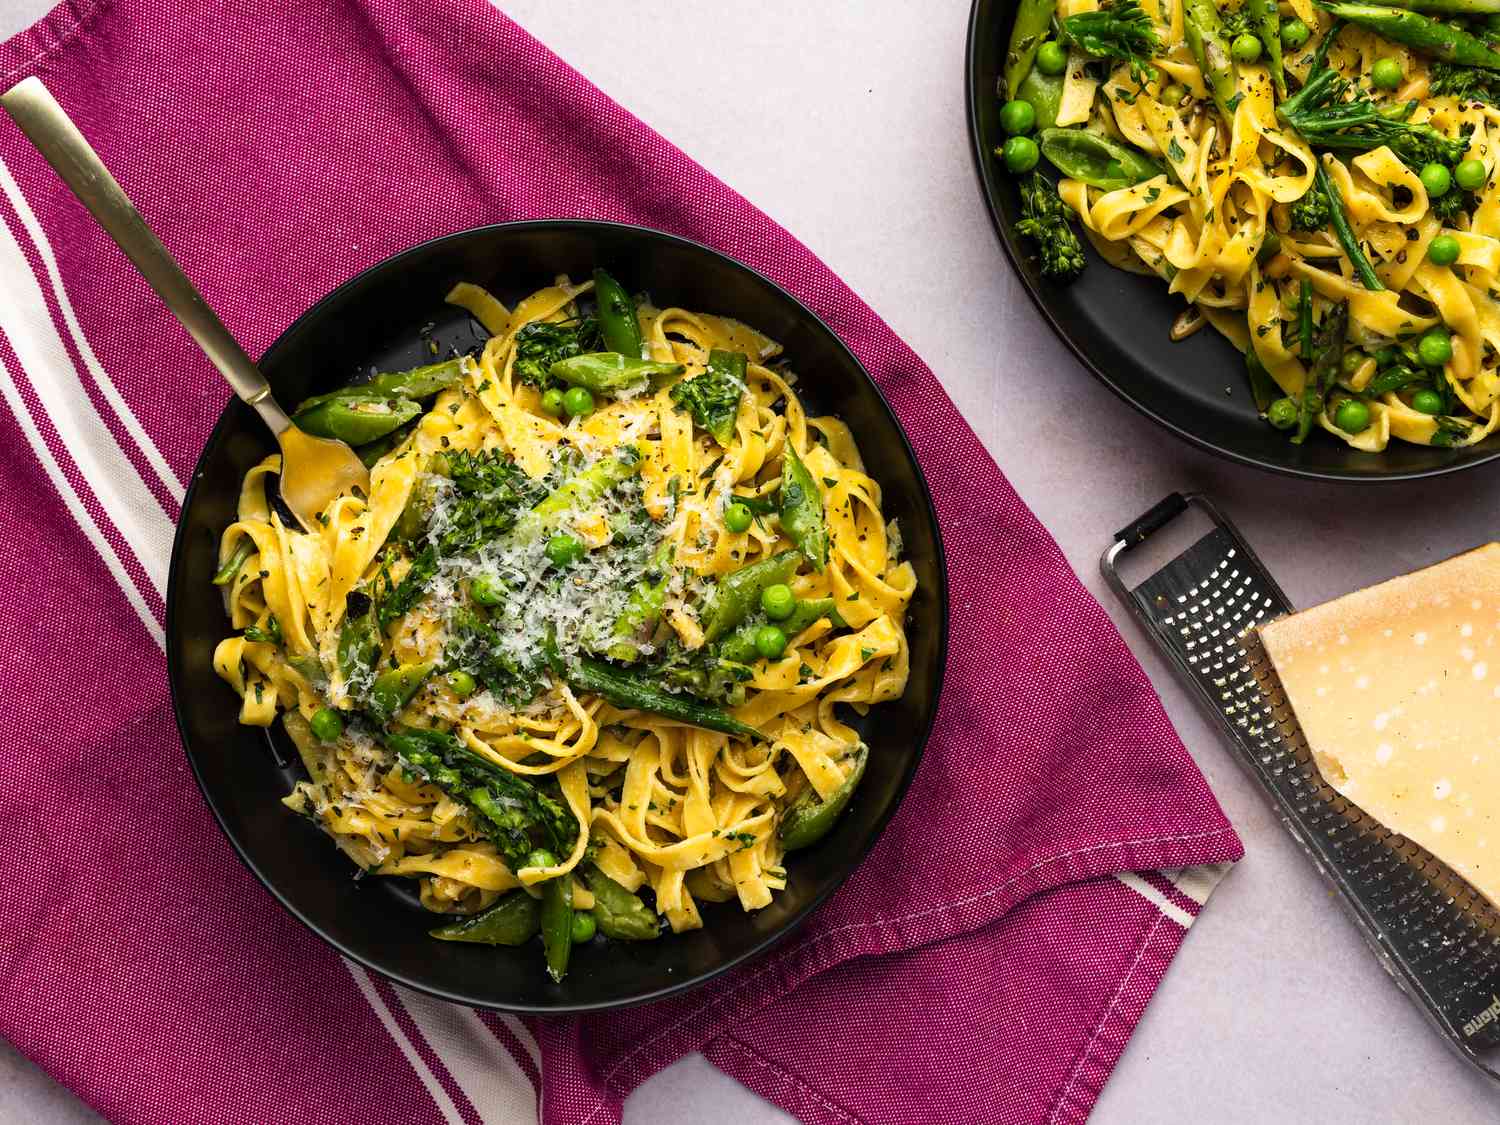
[0,1,1243,1122]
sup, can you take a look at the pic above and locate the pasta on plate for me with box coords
[210,270,916,981]
[1000,0,1500,451]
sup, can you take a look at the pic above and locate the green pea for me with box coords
[1002,135,1040,174]
[1340,350,1366,377]
[1427,234,1461,266]
[570,910,597,943]
[723,502,753,533]
[1417,329,1454,367]
[1281,19,1310,48]
[1370,58,1403,91]
[1420,162,1452,198]
[562,386,594,417]
[545,532,585,568]
[760,583,796,621]
[1375,345,1400,367]
[540,388,566,416]
[1267,397,1298,430]
[471,573,505,606]
[446,670,478,698]
[754,625,788,660]
[526,848,558,870]
[310,707,344,742]
[1035,40,1068,75]
[1000,99,1036,135]
[1411,388,1445,414]
[1333,398,1371,434]
[1455,158,1488,192]
[1159,82,1187,106]
[1231,33,1262,63]
[1257,229,1281,264]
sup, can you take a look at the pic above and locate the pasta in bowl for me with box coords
[204,261,919,987]
[968,0,1500,475]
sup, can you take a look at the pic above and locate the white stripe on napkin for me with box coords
[347,966,467,1125]
[1113,873,1196,928]
[0,158,183,504]
[0,184,174,593]
[396,986,539,1124]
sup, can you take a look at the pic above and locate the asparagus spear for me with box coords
[1184,0,1239,114]
[1320,2,1500,67]
[1249,0,1286,94]
[1294,301,1350,444]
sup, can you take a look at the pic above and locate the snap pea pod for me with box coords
[212,537,255,585]
[369,661,434,724]
[606,541,674,662]
[539,871,574,983]
[699,550,800,642]
[356,419,418,468]
[549,353,684,395]
[780,744,869,851]
[1249,0,1285,95]
[592,268,645,359]
[1183,0,1238,114]
[430,891,540,946]
[294,394,423,445]
[670,350,746,446]
[1321,1,1500,66]
[551,647,764,740]
[717,599,845,665]
[1038,128,1165,191]
[1016,68,1064,132]
[286,654,327,690]
[1006,0,1058,97]
[296,359,464,413]
[779,445,829,572]
[392,453,453,544]
[582,864,661,940]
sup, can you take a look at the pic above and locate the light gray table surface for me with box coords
[4,1,1500,1121]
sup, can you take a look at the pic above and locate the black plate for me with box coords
[966,0,1500,482]
[165,220,948,1013]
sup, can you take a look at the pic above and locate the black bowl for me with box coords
[965,0,1500,482]
[165,220,947,1013]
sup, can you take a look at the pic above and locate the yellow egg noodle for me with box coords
[210,275,916,966]
[1011,1,1500,451]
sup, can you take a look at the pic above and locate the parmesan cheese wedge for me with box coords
[1259,544,1500,908]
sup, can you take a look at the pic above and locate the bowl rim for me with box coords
[164,217,950,1013]
[963,0,1500,484]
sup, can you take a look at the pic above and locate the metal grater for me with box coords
[1102,492,1500,1081]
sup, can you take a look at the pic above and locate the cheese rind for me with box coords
[1259,543,1500,908]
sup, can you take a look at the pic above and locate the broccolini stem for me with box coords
[1317,161,1385,291]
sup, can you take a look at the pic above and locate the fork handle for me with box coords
[0,76,291,434]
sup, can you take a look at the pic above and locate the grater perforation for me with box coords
[1103,493,1500,1080]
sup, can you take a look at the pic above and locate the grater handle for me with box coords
[1113,491,1188,547]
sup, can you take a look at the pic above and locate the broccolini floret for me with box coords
[1015,172,1087,282]
[513,318,601,387]
[1278,65,1469,170]
[1290,188,1331,231]
[1429,61,1495,105]
[1060,0,1160,81]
